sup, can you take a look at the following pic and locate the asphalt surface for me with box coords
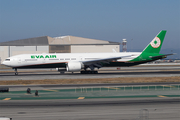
[0,98,180,120]
[0,84,180,120]
[0,66,180,81]
[0,65,180,120]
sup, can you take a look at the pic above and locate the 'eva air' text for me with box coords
[31,55,56,59]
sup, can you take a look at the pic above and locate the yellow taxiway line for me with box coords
[158,95,166,98]
[78,97,85,99]
[3,98,11,100]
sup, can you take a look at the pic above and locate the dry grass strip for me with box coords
[0,76,180,85]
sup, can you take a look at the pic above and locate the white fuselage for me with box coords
[2,52,141,68]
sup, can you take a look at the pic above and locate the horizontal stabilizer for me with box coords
[149,53,176,59]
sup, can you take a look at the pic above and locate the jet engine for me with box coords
[66,62,83,72]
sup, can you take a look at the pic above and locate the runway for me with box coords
[0,65,180,81]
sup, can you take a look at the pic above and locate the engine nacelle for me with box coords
[66,62,83,72]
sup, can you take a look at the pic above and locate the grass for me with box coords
[0,76,180,85]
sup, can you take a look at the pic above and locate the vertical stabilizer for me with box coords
[130,30,167,62]
[142,30,166,54]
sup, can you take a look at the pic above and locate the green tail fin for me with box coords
[130,30,167,62]
[142,30,166,54]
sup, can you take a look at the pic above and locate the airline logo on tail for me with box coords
[150,37,161,48]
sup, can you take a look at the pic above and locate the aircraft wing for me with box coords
[82,55,131,68]
[149,53,175,59]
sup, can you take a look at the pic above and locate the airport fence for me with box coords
[59,84,180,93]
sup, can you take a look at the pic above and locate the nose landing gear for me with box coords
[14,68,18,75]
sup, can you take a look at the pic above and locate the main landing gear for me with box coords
[81,65,99,74]
[14,68,18,75]
[80,71,98,74]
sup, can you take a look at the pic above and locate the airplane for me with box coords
[2,30,174,75]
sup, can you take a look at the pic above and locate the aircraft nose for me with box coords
[2,58,13,67]
[2,61,6,65]
[2,60,10,66]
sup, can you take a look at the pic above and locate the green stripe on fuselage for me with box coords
[130,53,165,62]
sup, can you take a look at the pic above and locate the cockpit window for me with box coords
[5,59,10,61]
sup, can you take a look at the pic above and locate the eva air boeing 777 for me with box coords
[2,30,173,75]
